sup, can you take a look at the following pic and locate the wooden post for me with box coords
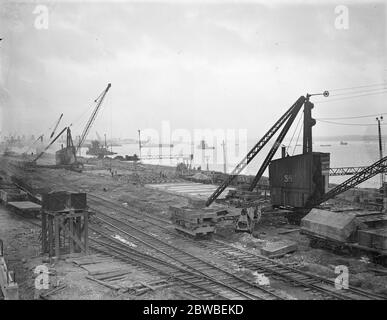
[76,216,82,252]
[41,212,47,254]
[54,216,60,258]
[69,217,74,253]
[48,215,53,257]
[84,212,88,254]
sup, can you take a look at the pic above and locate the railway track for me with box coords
[87,193,387,300]
[90,211,285,300]
[10,178,387,300]
[89,224,279,300]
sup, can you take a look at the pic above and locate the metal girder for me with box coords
[66,127,77,163]
[49,113,63,139]
[329,166,368,176]
[310,155,387,207]
[248,101,303,191]
[205,96,306,207]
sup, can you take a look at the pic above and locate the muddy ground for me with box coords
[1,156,386,299]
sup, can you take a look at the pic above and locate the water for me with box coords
[88,139,385,189]
[9,138,385,189]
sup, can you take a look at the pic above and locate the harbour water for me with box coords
[10,138,385,189]
[88,139,385,189]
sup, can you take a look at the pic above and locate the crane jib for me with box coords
[309,155,387,208]
[205,96,306,207]
[76,83,112,152]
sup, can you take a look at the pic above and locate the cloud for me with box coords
[0,1,386,139]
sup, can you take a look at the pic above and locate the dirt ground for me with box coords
[0,207,40,299]
[1,156,386,299]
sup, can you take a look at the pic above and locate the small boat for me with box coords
[320,144,332,147]
[340,141,348,145]
[86,140,116,158]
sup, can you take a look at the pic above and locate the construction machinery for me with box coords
[55,127,78,167]
[27,113,63,154]
[31,126,82,171]
[76,83,111,154]
[28,83,111,170]
[235,207,262,233]
[170,90,387,240]
[205,95,308,208]
[171,94,316,236]
[49,113,64,139]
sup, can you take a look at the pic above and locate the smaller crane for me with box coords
[50,113,64,139]
[32,113,63,145]
[32,126,68,162]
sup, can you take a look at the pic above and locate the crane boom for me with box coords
[248,102,303,191]
[76,83,111,152]
[49,113,63,139]
[33,126,68,162]
[205,96,306,207]
[307,155,387,208]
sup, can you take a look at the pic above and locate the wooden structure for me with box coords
[41,209,89,258]
[41,192,90,259]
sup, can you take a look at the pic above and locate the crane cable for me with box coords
[326,82,387,92]
[292,121,303,156]
[316,119,387,126]
[313,89,387,104]
[286,112,302,155]
[327,86,387,97]
[317,112,387,120]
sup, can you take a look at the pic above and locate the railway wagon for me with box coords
[0,189,28,206]
[301,209,387,266]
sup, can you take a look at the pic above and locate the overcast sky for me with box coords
[0,0,386,141]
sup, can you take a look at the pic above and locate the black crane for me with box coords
[49,113,64,139]
[205,96,306,207]
[32,126,68,162]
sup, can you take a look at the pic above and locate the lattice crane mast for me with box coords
[49,113,64,139]
[33,126,68,162]
[76,83,111,152]
[205,96,306,207]
[308,155,387,208]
